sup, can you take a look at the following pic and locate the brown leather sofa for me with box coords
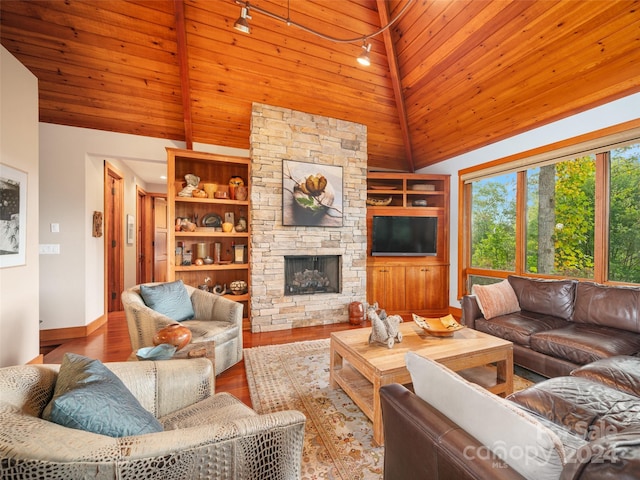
[381,356,640,480]
[461,276,640,378]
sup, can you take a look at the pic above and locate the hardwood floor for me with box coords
[43,312,366,408]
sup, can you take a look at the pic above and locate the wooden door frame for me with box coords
[151,194,168,283]
[136,186,149,284]
[104,162,124,312]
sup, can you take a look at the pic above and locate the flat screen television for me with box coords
[371,216,437,256]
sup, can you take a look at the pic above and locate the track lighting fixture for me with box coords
[234,7,251,34]
[232,0,412,66]
[357,42,372,67]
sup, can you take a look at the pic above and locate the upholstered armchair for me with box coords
[0,358,306,479]
[122,282,243,374]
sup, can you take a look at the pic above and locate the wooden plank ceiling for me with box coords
[1,0,639,172]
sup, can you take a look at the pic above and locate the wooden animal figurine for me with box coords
[366,302,403,348]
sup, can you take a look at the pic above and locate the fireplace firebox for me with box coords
[284,255,341,295]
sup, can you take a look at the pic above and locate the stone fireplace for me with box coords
[249,103,368,332]
[284,255,341,296]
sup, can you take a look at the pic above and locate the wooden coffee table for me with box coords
[329,322,513,446]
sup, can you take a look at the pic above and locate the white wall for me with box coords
[419,92,640,309]
[38,123,248,330]
[0,46,40,366]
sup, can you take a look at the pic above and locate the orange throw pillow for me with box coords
[472,279,520,320]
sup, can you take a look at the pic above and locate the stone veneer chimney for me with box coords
[249,103,368,332]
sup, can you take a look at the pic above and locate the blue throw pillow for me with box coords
[42,353,163,437]
[139,280,195,321]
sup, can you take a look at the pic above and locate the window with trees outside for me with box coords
[460,129,640,294]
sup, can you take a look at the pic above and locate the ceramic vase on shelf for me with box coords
[228,176,245,200]
[214,242,222,263]
[235,185,248,201]
[153,324,192,351]
[196,242,207,260]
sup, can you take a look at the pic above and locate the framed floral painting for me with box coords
[282,160,343,227]
[0,163,27,268]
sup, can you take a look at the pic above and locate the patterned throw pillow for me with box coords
[42,353,163,437]
[472,279,520,320]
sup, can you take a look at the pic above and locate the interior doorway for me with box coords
[105,162,124,312]
[135,190,168,284]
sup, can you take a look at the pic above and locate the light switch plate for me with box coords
[39,244,60,254]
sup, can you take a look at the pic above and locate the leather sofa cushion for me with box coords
[571,356,640,397]
[475,312,569,347]
[530,324,640,365]
[508,376,640,441]
[559,424,640,480]
[573,282,640,333]
[508,276,577,320]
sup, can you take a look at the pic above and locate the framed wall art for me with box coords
[282,159,343,227]
[0,163,27,268]
[92,211,103,237]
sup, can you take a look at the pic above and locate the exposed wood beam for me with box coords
[376,0,414,172]
[173,0,193,150]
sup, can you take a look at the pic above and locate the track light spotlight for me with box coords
[234,7,251,34]
[357,42,371,66]
[231,0,413,67]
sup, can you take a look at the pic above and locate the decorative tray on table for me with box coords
[412,313,465,337]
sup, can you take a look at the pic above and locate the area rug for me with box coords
[244,339,535,480]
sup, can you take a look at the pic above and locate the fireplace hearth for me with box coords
[285,255,341,295]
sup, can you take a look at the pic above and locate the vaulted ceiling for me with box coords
[2,0,639,172]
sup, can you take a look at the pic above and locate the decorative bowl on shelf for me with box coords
[201,213,222,227]
[366,196,393,206]
[229,280,247,295]
[202,183,218,198]
[136,344,176,361]
[412,313,465,337]
[412,199,428,207]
